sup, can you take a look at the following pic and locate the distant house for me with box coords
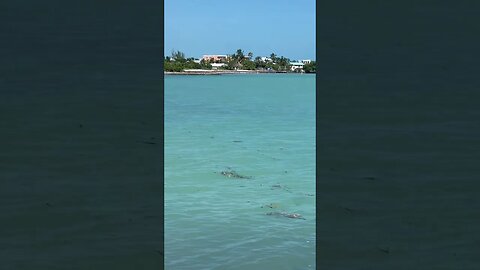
[260,57,272,62]
[202,55,228,62]
[193,59,201,64]
[211,63,227,70]
[301,59,312,64]
[290,62,305,71]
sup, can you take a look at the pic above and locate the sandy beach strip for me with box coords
[165,69,281,75]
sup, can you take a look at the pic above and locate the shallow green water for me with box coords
[165,74,316,270]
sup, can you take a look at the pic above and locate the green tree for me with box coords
[171,50,186,63]
[200,59,212,70]
[273,56,290,71]
[254,56,265,69]
[303,61,316,73]
[236,49,244,61]
[164,61,184,72]
[184,59,202,69]
[225,58,238,70]
[270,53,277,63]
[242,59,256,70]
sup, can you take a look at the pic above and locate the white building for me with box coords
[260,57,272,62]
[301,59,312,64]
[290,62,305,71]
[211,63,227,70]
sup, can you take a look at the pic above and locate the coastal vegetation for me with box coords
[164,49,316,73]
[164,50,212,72]
[303,61,316,73]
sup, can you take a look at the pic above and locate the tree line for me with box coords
[164,51,212,72]
[164,49,316,73]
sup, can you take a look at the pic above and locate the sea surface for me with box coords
[165,74,316,270]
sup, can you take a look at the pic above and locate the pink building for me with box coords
[202,55,228,62]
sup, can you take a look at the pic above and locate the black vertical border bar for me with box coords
[160,0,165,265]
[1,0,165,268]
[316,0,480,269]
[315,0,320,268]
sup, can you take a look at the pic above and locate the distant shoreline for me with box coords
[165,69,314,76]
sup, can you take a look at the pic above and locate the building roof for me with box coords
[203,54,227,57]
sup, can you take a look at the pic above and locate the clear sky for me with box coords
[165,0,315,60]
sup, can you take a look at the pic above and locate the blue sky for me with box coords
[165,0,315,60]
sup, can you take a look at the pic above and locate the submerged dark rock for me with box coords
[270,184,292,192]
[261,203,280,209]
[266,211,306,220]
[218,170,252,179]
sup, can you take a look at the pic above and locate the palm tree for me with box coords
[236,49,244,61]
[270,53,277,63]
[171,50,186,62]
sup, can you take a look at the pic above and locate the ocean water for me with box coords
[165,74,316,270]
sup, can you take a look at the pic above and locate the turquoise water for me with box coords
[165,74,316,270]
